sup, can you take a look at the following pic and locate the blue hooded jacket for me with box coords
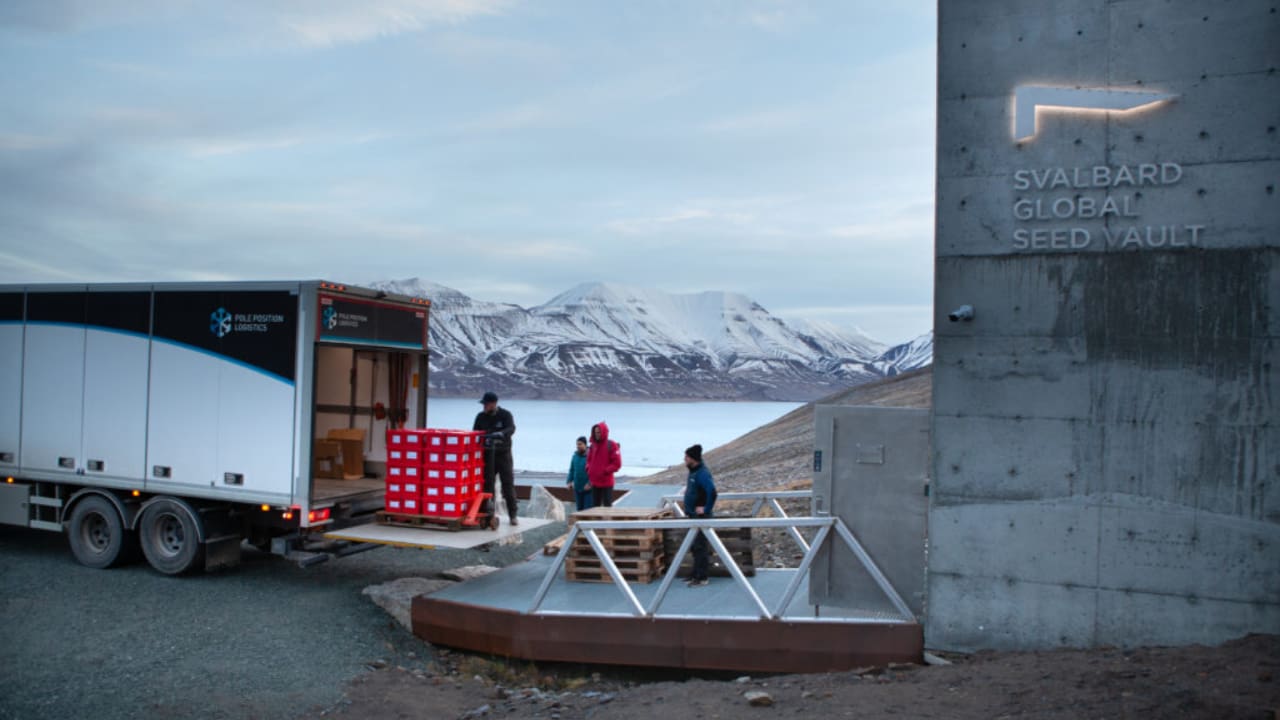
[683,462,717,517]
[566,450,589,493]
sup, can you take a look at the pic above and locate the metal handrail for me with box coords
[527,515,914,623]
[659,490,813,553]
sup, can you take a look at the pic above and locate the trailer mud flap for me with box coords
[204,534,243,572]
[0,482,31,527]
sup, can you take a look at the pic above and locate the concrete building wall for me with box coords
[929,0,1279,651]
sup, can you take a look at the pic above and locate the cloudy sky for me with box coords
[0,0,936,345]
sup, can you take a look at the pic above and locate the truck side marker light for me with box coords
[282,512,294,521]
[261,504,271,512]
[131,490,141,497]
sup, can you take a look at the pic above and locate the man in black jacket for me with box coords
[473,391,518,525]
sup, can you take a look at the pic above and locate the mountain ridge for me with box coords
[368,277,932,402]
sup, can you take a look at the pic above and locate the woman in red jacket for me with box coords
[586,421,622,508]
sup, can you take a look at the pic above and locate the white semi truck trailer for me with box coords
[0,280,431,574]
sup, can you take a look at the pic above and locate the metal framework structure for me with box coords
[661,489,814,552]
[528,490,914,623]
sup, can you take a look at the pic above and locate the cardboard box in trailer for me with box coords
[0,280,431,573]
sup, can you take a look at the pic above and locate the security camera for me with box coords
[948,304,974,322]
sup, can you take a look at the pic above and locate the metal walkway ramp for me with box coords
[412,486,923,672]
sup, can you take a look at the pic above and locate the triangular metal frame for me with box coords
[529,511,913,623]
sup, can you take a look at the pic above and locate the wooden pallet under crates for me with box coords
[556,506,672,584]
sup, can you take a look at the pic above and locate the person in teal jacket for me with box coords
[566,436,591,511]
[682,444,717,587]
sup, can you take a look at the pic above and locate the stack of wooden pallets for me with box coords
[560,507,672,584]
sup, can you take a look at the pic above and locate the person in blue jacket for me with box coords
[682,444,717,587]
[565,436,591,512]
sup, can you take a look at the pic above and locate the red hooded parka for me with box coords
[586,421,622,489]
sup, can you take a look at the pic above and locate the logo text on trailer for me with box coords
[210,307,232,338]
[209,307,286,336]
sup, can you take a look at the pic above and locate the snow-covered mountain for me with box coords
[873,332,934,377]
[369,278,931,401]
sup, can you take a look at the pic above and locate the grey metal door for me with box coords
[811,405,930,618]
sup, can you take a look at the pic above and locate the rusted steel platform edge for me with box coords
[412,595,923,673]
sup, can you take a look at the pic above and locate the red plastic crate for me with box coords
[385,463,422,482]
[385,493,422,515]
[421,429,485,449]
[386,429,427,449]
[423,448,475,466]
[422,464,479,483]
[384,478,422,497]
[422,498,471,518]
[386,446,423,464]
[422,478,481,501]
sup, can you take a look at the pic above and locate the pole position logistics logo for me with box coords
[210,307,233,338]
[322,306,339,330]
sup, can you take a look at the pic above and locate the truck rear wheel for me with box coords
[139,499,204,575]
[67,495,136,569]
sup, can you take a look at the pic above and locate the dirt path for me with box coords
[310,634,1279,719]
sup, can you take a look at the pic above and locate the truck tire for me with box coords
[139,499,204,575]
[67,495,135,569]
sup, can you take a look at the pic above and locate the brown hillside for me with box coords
[635,366,932,492]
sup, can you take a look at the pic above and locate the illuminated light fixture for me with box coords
[131,490,141,497]
[282,512,294,521]
[261,504,271,512]
[1012,85,1176,140]
[308,508,332,523]
[321,282,347,291]
[5,477,12,483]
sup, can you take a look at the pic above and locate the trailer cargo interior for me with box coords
[0,280,431,574]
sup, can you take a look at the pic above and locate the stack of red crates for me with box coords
[384,429,425,515]
[421,429,485,517]
[385,429,486,517]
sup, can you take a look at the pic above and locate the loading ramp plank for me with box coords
[323,516,556,550]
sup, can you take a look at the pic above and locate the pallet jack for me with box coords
[377,490,498,532]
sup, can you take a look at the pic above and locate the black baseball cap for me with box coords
[480,391,498,404]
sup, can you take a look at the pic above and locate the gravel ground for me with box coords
[0,514,565,720]
[320,633,1280,720]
